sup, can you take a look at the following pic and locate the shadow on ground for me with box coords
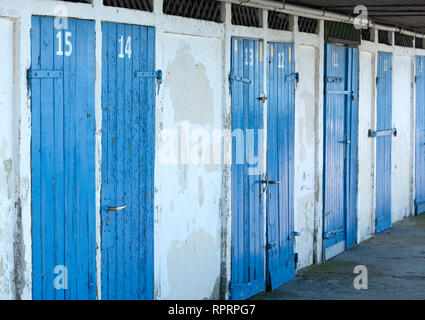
[253,214,425,300]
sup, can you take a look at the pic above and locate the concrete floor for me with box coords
[254,214,425,300]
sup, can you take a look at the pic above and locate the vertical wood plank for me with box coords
[53,17,65,301]
[39,17,55,300]
[31,16,42,300]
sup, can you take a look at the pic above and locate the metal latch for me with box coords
[268,180,281,185]
[261,177,281,192]
[259,94,268,104]
[288,231,300,241]
[266,242,276,250]
[260,177,281,185]
[368,128,397,138]
[135,70,162,94]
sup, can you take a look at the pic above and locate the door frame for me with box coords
[322,42,359,261]
[100,21,156,300]
[30,16,96,300]
[415,55,425,215]
[375,51,393,233]
[265,41,297,290]
[230,36,265,300]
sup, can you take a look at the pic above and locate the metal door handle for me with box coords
[107,205,127,212]
[344,140,351,145]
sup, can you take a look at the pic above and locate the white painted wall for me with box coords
[357,50,375,242]
[155,33,223,299]
[294,44,317,268]
[392,54,415,223]
[0,18,15,300]
[0,0,424,300]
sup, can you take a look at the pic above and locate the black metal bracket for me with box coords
[135,70,162,94]
[28,70,63,79]
[288,231,300,241]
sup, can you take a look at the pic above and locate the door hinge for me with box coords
[229,73,252,84]
[286,72,299,83]
[376,77,379,85]
[286,253,298,268]
[135,70,162,94]
[229,73,251,95]
[325,76,344,83]
[28,70,63,79]
[323,228,344,240]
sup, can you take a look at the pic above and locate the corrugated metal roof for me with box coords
[286,0,425,33]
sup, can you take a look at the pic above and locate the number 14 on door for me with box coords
[119,35,132,59]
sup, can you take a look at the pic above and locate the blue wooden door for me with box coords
[323,43,358,260]
[30,17,96,300]
[266,42,296,290]
[415,56,425,215]
[101,23,155,300]
[230,37,265,300]
[376,52,393,233]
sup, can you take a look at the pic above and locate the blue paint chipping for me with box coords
[230,37,265,300]
[101,22,155,300]
[323,43,358,257]
[266,42,296,290]
[415,56,425,215]
[376,52,393,233]
[30,16,96,300]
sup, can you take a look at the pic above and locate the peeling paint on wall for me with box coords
[0,0,423,300]
[0,17,16,300]
[294,45,316,269]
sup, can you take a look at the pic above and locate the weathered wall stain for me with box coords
[165,42,214,126]
[178,164,188,193]
[166,229,218,300]
[13,198,25,300]
[3,159,12,199]
[198,176,204,207]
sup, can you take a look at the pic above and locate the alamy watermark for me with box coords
[353,265,368,290]
[159,121,265,176]
[53,265,68,290]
